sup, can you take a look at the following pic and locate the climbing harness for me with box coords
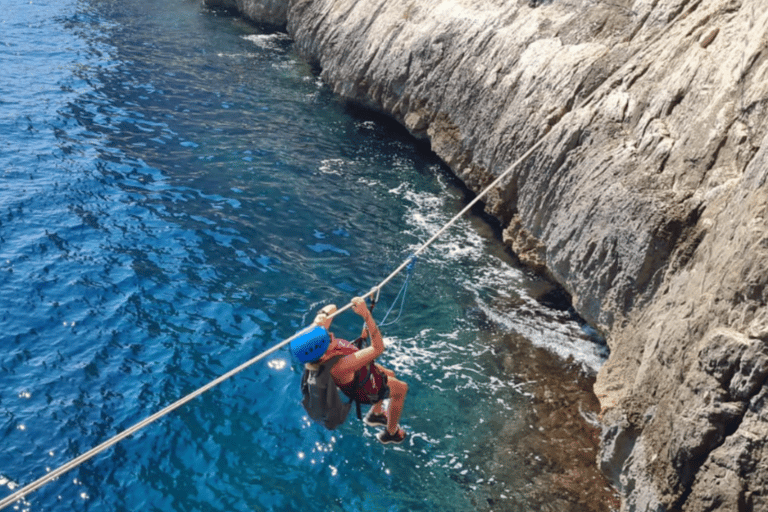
[0,6,693,506]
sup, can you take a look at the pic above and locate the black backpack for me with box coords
[300,331,373,430]
[300,355,356,430]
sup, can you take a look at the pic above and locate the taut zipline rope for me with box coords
[0,134,540,508]
[0,93,564,512]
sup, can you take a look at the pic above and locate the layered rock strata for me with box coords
[206,0,768,509]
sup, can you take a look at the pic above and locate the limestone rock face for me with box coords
[226,0,768,509]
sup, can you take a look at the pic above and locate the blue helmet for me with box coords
[290,325,331,363]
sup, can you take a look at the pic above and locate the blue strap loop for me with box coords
[378,254,417,327]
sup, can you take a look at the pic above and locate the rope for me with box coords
[0,332,300,510]
[378,255,417,326]
[1,130,545,508]
[0,99,571,512]
[0,6,691,505]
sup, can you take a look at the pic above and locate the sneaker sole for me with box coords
[377,432,407,445]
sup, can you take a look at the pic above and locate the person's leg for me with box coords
[377,365,394,377]
[385,376,408,435]
[372,365,395,416]
[371,401,386,416]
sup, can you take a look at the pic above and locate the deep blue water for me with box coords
[0,1,608,510]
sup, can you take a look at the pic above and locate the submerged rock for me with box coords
[204,0,287,27]
[222,0,768,509]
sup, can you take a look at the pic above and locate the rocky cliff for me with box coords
[205,0,768,509]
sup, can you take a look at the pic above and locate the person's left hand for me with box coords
[351,296,369,318]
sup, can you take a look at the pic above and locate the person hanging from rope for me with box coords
[303,297,409,444]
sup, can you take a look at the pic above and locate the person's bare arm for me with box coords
[331,297,383,377]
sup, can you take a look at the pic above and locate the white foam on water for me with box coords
[391,181,608,372]
[241,32,291,51]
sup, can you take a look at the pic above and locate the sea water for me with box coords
[0,0,610,510]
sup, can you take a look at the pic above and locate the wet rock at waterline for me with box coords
[210,0,768,509]
[206,0,287,26]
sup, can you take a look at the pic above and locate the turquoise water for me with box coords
[0,1,608,510]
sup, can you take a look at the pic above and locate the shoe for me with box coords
[377,427,407,445]
[364,410,388,427]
